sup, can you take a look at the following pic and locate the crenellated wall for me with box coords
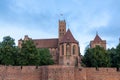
[0,65,120,80]
[75,67,120,80]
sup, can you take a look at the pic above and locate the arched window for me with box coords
[62,45,64,55]
[66,43,70,56]
[73,45,76,55]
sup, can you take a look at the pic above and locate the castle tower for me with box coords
[58,20,66,41]
[90,34,106,49]
[18,35,31,48]
[59,29,80,66]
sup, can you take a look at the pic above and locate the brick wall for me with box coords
[0,65,120,80]
[75,67,120,80]
[86,68,120,80]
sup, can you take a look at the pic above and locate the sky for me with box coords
[0,0,120,55]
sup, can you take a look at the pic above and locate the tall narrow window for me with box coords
[66,43,70,56]
[73,45,76,55]
[62,45,64,55]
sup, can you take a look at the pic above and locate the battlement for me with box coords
[86,67,119,72]
[0,65,120,80]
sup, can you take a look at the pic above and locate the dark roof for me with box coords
[93,34,102,42]
[60,29,78,43]
[33,38,58,48]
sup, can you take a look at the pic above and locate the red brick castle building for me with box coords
[18,20,81,66]
[90,34,106,49]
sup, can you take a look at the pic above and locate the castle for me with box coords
[18,20,80,67]
[18,20,106,67]
[8,20,120,80]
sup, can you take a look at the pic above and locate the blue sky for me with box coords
[0,0,120,54]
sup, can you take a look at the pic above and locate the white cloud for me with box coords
[0,22,56,46]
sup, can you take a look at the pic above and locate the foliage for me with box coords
[17,39,54,66]
[0,36,54,66]
[107,44,120,67]
[82,46,111,67]
[107,48,117,67]
[115,43,120,67]
[38,48,54,65]
[0,36,17,65]
[17,40,39,65]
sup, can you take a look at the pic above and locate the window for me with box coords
[73,45,76,55]
[36,42,38,46]
[66,43,70,56]
[62,45,64,55]
[67,62,69,66]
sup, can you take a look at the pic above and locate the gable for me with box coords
[60,29,78,43]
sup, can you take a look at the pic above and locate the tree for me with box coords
[82,46,111,67]
[18,40,39,66]
[17,39,54,66]
[0,36,17,65]
[38,48,54,65]
[115,43,120,67]
[107,48,117,67]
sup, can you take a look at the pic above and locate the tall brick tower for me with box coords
[58,20,66,41]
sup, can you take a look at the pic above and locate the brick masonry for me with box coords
[0,65,120,80]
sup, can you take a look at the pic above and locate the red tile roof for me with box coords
[33,38,58,48]
[60,29,78,43]
[93,34,102,42]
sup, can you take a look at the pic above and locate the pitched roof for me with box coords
[60,29,78,43]
[93,34,102,42]
[33,38,58,48]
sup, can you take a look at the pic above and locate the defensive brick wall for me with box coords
[75,67,120,80]
[0,65,120,80]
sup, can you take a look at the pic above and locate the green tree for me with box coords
[38,48,54,65]
[18,40,39,65]
[0,36,17,65]
[115,43,120,67]
[82,46,111,67]
[107,48,116,67]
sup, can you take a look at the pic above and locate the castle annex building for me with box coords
[90,34,106,49]
[18,20,80,66]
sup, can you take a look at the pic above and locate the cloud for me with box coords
[0,0,120,54]
[0,21,57,46]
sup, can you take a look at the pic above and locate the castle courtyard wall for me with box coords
[0,65,120,80]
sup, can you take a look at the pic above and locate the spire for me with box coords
[96,31,98,35]
[60,13,64,20]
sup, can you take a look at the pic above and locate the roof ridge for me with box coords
[33,38,58,41]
